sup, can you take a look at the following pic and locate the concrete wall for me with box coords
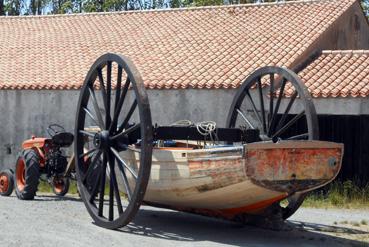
[0,89,368,171]
[323,1,369,50]
[290,1,369,71]
[0,89,236,170]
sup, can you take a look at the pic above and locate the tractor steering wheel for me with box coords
[47,124,65,138]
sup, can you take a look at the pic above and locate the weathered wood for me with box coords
[117,140,343,219]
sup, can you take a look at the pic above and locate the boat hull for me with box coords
[118,140,343,218]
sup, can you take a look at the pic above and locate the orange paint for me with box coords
[16,158,26,191]
[219,194,287,216]
[149,194,288,221]
[0,173,9,193]
[22,137,48,150]
[21,138,49,167]
[53,179,64,193]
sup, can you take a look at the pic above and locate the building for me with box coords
[0,0,368,183]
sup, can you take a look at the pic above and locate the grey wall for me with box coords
[289,2,369,71]
[0,89,368,170]
[0,89,237,170]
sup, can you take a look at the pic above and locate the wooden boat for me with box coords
[121,140,342,222]
[74,54,344,230]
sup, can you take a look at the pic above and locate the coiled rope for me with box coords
[170,120,218,145]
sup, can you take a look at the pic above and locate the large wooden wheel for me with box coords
[75,53,153,229]
[226,66,319,220]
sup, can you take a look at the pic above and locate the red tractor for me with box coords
[14,124,74,200]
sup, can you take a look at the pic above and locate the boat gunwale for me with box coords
[128,140,343,155]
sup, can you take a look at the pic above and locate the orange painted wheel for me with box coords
[15,158,26,191]
[52,177,70,196]
[15,150,40,200]
[0,169,14,196]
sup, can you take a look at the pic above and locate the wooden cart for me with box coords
[74,54,343,229]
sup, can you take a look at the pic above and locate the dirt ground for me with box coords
[0,194,368,247]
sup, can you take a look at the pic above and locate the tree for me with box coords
[362,0,369,19]
[0,0,4,15]
[29,0,48,15]
[4,0,24,15]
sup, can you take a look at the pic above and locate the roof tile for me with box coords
[299,50,369,98]
[0,0,358,93]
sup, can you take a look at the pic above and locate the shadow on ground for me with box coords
[117,208,368,247]
[33,195,82,202]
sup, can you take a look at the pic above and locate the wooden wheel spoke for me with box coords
[111,123,140,141]
[268,78,287,136]
[83,107,101,128]
[79,130,95,138]
[88,87,105,129]
[257,77,267,133]
[114,155,132,201]
[106,62,112,129]
[110,147,138,179]
[117,99,137,133]
[268,73,274,128]
[108,164,114,221]
[272,110,305,138]
[246,90,263,128]
[108,153,124,215]
[236,108,254,129]
[275,91,298,133]
[79,148,98,159]
[98,153,107,217]
[88,171,102,203]
[287,133,309,140]
[82,150,102,183]
[114,66,123,112]
[110,78,130,133]
[97,68,111,126]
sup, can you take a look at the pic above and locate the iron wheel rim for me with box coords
[226,66,319,220]
[75,53,153,229]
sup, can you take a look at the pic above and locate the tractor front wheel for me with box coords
[15,149,40,200]
[52,177,70,196]
[0,169,14,196]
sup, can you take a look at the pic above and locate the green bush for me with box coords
[303,180,369,208]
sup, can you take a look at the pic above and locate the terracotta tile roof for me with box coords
[299,50,369,97]
[0,0,358,90]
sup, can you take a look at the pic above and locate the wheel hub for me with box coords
[93,130,110,150]
[0,175,8,192]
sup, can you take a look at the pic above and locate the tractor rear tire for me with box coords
[15,149,40,200]
[0,169,14,196]
[52,177,70,197]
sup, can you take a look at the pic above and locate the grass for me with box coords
[38,180,79,195]
[302,180,369,209]
[38,180,127,198]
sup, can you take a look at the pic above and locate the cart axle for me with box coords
[118,125,261,145]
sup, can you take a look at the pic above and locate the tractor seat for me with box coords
[52,132,74,147]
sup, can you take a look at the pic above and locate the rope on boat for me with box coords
[170,120,219,145]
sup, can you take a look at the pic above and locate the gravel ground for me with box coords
[0,194,368,247]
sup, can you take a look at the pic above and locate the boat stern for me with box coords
[245,141,343,194]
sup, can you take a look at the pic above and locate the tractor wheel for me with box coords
[52,177,70,196]
[0,169,14,196]
[15,149,40,200]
